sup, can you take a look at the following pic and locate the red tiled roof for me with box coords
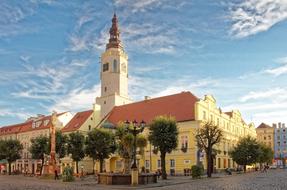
[62,110,93,132]
[105,92,199,125]
[257,123,271,129]
[0,122,26,136]
[0,112,66,136]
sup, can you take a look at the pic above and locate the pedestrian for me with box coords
[54,169,59,180]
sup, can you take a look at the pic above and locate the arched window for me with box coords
[113,59,117,72]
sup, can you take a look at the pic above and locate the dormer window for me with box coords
[113,59,118,72]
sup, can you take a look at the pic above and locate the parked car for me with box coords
[270,165,277,169]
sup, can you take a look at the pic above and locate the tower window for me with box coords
[104,87,107,92]
[103,63,109,72]
[113,60,118,72]
[104,101,106,104]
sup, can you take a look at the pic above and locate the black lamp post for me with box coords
[125,120,146,169]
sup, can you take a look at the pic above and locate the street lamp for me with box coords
[125,120,146,169]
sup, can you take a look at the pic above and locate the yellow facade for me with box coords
[137,95,257,175]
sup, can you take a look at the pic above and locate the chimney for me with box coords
[273,123,277,128]
[279,122,282,128]
[144,96,151,100]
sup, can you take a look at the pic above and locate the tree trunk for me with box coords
[92,159,95,174]
[207,148,212,178]
[8,162,11,175]
[40,158,44,176]
[160,152,167,180]
[124,158,131,174]
[99,159,104,173]
[243,165,246,173]
[76,161,79,174]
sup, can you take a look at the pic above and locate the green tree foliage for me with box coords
[115,123,148,174]
[196,121,223,177]
[67,132,85,174]
[48,130,68,159]
[0,140,5,160]
[258,143,273,165]
[85,129,116,173]
[149,116,178,180]
[191,164,204,178]
[230,136,261,172]
[29,135,49,175]
[0,139,23,175]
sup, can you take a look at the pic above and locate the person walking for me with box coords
[54,169,59,180]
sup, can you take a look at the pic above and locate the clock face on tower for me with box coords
[121,63,126,73]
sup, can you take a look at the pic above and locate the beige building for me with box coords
[256,123,274,151]
[0,112,73,174]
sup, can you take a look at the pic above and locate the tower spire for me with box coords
[106,13,122,50]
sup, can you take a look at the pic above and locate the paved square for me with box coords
[0,170,286,190]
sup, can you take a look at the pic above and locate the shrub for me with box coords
[62,166,75,182]
[191,165,203,179]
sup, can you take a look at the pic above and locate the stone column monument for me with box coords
[43,111,58,176]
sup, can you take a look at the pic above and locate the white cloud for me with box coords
[264,56,287,76]
[229,0,287,38]
[114,0,164,13]
[240,88,287,102]
[49,84,101,112]
[0,108,32,121]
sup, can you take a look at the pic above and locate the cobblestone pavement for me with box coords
[0,169,287,190]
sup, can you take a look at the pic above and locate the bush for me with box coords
[62,166,75,182]
[191,165,203,179]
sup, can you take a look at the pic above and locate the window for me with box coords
[88,125,91,131]
[103,63,109,72]
[104,87,107,92]
[263,136,266,140]
[104,101,106,104]
[157,160,161,168]
[145,160,150,169]
[218,158,221,169]
[203,111,206,120]
[278,136,280,140]
[181,136,188,149]
[217,118,220,126]
[210,114,213,122]
[170,159,175,168]
[113,60,118,72]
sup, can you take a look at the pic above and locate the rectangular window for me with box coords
[103,63,109,72]
[217,118,220,126]
[218,158,221,169]
[170,159,175,168]
[145,160,150,169]
[157,160,161,168]
[203,111,206,120]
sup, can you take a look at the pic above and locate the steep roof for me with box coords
[105,91,199,125]
[257,123,272,129]
[0,112,66,136]
[62,110,93,132]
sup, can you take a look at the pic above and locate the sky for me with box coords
[0,0,287,127]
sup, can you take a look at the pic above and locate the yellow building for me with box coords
[97,92,256,175]
[256,123,274,151]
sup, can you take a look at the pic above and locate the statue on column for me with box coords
[43,111,59,176]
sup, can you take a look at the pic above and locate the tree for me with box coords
[48,130,68,159]
[258,143,273,168]
[29,135,49,175]
[85,129,116,173]
[230,136,261,172]
[0,140,5,160]
[67,132,85,174]
[1,139,23,175]
[149,116,178,180]
[115,123,148,174]
[196,121,223,177]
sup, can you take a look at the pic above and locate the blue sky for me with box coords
[0,0,287,127]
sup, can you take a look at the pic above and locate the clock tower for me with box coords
[96,14,132,118]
